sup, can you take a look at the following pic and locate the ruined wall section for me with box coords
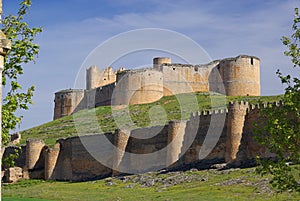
[99,67,116,87]
[86,66,117,90]
[53,89,85,120]
[113,68,163,105]
[2,145,26,169]
[218,55,260,96]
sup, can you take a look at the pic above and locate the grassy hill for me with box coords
[21,93,283,145]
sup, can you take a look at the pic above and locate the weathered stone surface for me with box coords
[225,101,248,162]
[1,170,4,180]
[26,139,45,170]
[2,145,26,169]
[28,169,44,179]
[210,163,228,170]
[45,143,60,180]
[10,132,21,145]
[22,170,30,179]
[4,167,23,183]
[54,55,260,119]
[4,100,283,182]
[53,89,85,119]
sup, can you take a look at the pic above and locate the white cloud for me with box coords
[15,0,299,130]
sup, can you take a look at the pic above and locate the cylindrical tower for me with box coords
[225,101,248,162]
[153,57,171,69]
[26,139,45,170]
[166,120,187,167]
[53,89,85,120]
[86,65,100,90]
[112,129,130,176]
[113,69,164,105]
[218,55,260,96]
[45,143,60,180]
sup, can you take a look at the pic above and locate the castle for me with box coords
[3,101,279,182]
[53,55,260,119]
[3,54,267,182]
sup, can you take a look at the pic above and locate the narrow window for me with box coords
[104,78,106,80]
[250,58,254,65]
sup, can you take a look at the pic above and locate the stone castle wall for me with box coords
[86,66,116,90]
[4,101,281,182]
[160,63,211,96]
[113,68,164,105]
[85,83,115,108]
[53,55,260,120]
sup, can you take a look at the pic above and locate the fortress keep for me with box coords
[53,55,260,119]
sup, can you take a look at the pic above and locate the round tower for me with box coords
[86,65,100,90]
[153,57,171,69]
[218,55,260,96]
[26,139,45,170]
[225,101,248,162]
[45,143,60,180]
[113,69,164,105]
[53,89,85,120]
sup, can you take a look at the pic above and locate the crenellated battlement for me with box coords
[247,100,284,112]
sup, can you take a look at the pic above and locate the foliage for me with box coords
[255,8,300,193]
[2,148,20,167]
[1,0,42,145]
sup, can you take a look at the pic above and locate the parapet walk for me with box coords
[2,101,280,183]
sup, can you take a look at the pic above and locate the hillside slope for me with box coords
[21,93,283,145]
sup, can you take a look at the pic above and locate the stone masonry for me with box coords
[53,55,260,119]
[3,101,281,182]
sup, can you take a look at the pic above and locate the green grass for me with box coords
[20,92,283,145]
[2,167,299,201]
[2,198,51,201]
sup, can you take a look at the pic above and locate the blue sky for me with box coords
[3,0,300,131]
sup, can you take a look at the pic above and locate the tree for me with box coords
[255,8,300,193]
[1,0,42,146]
